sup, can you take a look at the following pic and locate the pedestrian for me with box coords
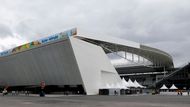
[187,89,189,96]
[39,81,45,97]
[2,89,8,96]
[177,89,180,95]
[114,90,117,95]
[25,91,29,96]
[180,90,183,96]
[12,91,16,96]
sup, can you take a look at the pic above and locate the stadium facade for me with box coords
[0,28,178,95]
[0,28,122,95]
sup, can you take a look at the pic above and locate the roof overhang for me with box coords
[74,34,174,68]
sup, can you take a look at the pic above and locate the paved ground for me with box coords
[0,94,190,107]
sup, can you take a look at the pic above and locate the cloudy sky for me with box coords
[0,0,189,67]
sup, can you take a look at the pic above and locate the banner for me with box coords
[0,28,77,57]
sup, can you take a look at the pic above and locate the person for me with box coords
[12,91,16,96]
[114,90,118,95]
[2,89,8,96]
[40,90,45,97]
[187,89,189,96]
[177,89,180,95]
[180,90,183,96]
[39,81,45,97]
[25,91,29,96]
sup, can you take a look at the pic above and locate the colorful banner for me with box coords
[0,28,77,57]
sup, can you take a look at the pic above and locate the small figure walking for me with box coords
[25,91,29,96]
[39,81,46,97]
[180,90,183,96]
[2,86,8,96]
[114,90,118,95]
[2,89,8,96]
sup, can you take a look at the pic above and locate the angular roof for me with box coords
[169,84,178,89]
[75,32,173,68]
[134,80,144,88]
[160,84,168,89]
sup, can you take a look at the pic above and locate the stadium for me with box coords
[0,28,189,95]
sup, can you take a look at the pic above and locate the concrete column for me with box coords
[132,53,134,62]
[125,51,127,59]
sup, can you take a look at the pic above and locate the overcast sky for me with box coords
[0,0,189,67]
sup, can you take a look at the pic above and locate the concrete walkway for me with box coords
[0,94,190,107]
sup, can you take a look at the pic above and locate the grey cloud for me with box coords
[117,1,190,44]
[148,37,190,67]
[0,24,12,38]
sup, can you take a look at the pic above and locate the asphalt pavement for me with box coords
[0,94,190,107]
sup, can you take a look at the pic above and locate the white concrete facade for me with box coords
[0,36,122,95]
[70,37,122,95]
